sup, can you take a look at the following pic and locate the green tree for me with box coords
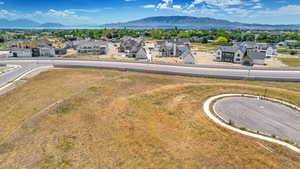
[216,36,229,45]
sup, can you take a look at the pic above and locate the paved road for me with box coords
[0,62,51,88]
[0,58,300,83]
[214,97,300,144]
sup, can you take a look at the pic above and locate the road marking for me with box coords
[0,65,53,92]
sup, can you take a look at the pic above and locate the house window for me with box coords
[236,59,241,61]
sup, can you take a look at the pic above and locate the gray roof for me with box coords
[156,40,167,46]
[120,37,143,50]
[218,46,245,54]
[177,44,190,52]
[181,50,195,64]
[11,48,32,51]
[256,43,276,50]
[247,50,266,60]
[237,42,257,49]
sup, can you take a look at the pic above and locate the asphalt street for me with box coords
[214,97,300,144]
[0,61,53,88]
[0,58,300,83]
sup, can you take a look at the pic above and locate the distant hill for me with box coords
[103,16,300,30]
[0,19,65,28]
[39,23,65,27]
[0,19,40,27]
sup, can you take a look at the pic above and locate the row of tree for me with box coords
[1,29,300,47]
[53,29,300,44]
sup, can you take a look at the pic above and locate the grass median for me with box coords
[0,68,299,169]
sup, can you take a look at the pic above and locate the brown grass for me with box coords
[0,68,299,169]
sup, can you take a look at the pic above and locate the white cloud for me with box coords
[143,5,156,9]
[189,0,242,8]
[252,4,262,9]
[0,9,16,17]
[259,5,300,15]
[47,9,75,17]
[173,5,182,9]
[145,0,265,17]
[0,9,94,25]
[69,9,101,13]
[143,0,182,10]
[157,0,173,9]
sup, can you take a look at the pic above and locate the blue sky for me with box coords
[0,0,300,25]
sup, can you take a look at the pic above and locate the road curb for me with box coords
[0,65,53,92]
[0,64,21,75]
[203,94,300,153]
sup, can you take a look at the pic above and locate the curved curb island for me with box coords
[203,94,300,153]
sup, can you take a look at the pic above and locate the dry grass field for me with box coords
[0,68,299,169]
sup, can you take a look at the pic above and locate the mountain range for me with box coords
[0,19,64,28]
[1,16,300,29]
[103,16,300,30]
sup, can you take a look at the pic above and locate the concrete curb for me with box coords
[0,65,53,92]
[203,94,300,153]
[0,64,21,75]
[2,57,300,71]
[1,60,300,82]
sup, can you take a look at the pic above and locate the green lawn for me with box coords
[277,48,300,56]
[279,58,300,67]
[0,43,4,50]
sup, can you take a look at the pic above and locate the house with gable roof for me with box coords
[216,42,268,65]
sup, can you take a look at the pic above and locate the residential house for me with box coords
[119,36,144,57]
[157,40,192,58]
[216,43,267,65]
[283,40,298,47]
[55,48,67,56]
[39,46,55,57]
[245,50,266,65]
[10,48,32,57]
[157,40,195,64]
[7,40,33,49]
[236,42,277,58]
[135,48,152,61]
[47,38,65,48]
[216,46,245,63]
[77,41,107,55]
[256,43,277,58]
[7,39,52,49]
[181,50,195,64]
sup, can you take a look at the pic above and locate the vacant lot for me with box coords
[0,68,299,169]
[191,43,217,52]
[279,58,300,67]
